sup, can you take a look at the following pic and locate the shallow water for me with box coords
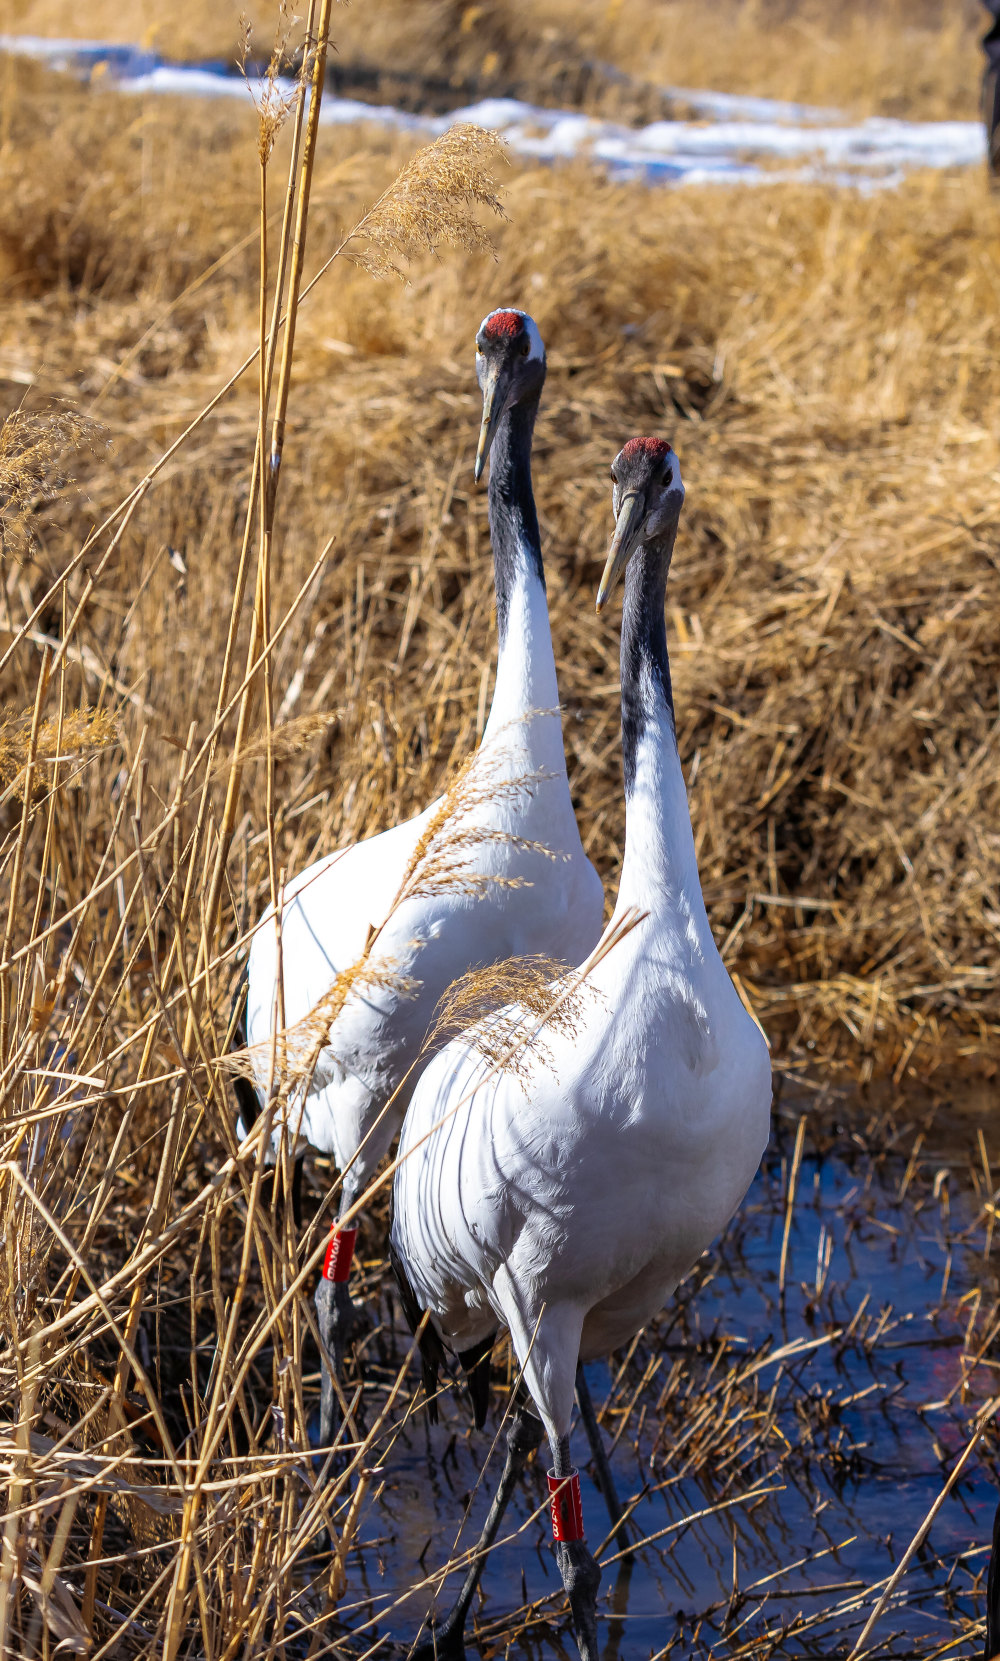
[320,1108,996,1658]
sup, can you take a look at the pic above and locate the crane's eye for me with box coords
[520,339,530,357]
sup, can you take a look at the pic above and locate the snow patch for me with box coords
[0,34,985,188]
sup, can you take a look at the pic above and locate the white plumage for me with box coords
[390,436,772,1661]
[244,649,601,1174]
[240,307,603,1441]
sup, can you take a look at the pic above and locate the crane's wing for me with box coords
[245,801,438,1052]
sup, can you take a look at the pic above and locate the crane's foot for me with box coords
[555,1538,602,1661]
[408,1614,467,1661]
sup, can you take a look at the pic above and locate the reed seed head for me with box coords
[0,410,105,559]
[0,704,119,799]
[238,5,301,165]
[352,123,508,278]
[428,952,596,1082]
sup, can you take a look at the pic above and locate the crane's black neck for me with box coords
[620,530,677,796]
[487,389,545,643]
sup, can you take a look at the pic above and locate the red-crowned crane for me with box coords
[389,437,773,1661]
[235,310,604,1457]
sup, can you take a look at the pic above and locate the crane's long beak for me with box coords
[596,491,647,613]
[474,363,512,482]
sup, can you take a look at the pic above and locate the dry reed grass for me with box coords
[0,2,998,1655]
[427,951,595,1078]
[4,43,999,1077]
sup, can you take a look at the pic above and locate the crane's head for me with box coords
[597,437,684,613]
[474,308,546,481]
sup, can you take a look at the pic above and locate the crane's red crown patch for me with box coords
[620,436,673,465]
[483,309,524,341]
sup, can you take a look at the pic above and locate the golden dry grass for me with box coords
[3,29,1000,1077]
[0,4,999,1654]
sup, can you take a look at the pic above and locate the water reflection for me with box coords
[311,1107,997,1657]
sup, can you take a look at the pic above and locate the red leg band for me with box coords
[547,1469,585,1543]
[322,1225,357,1283]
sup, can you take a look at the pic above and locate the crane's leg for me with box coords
[575,1362,630,1554]
[500,1289,602,1661]
[410,1398,543,1660]
[316,1185,370,1459]
[547,1430,602,1661]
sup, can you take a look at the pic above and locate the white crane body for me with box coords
[236,309,603,1457]
[390,436,772,1661]
[392,717,770,1433]
[243,545,602,1186]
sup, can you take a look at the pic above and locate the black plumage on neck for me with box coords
[619,528,678,797]
[487,388,545,644]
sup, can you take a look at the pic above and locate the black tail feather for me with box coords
[229,965,303,1225]
[387,1205,447,1425]
[387,1197,497,1430]
[229,965,263,1135]
[458,1333,495,1431]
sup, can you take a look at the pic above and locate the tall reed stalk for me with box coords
[0,6,509,1653]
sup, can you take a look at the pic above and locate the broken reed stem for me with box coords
[778,1113,806,1303]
